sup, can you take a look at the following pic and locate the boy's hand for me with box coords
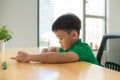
[41,48,49,53]
[41,47,59,53]
[12,51,30,63]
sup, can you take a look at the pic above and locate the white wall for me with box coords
[0,0,37,48]
[108,0,120,33]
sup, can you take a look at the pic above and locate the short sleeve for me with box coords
[59,47,65,52]
[71,46,90,61]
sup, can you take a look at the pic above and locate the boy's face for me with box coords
[54,30,77,50]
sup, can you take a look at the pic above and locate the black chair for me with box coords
[97,33,120,71]
[105,61,120,71]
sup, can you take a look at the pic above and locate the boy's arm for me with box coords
[15,51,79,63]
[29,52,79,63]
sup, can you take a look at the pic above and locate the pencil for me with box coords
[48,39,50,51]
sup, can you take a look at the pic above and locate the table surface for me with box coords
[0,47,120,80]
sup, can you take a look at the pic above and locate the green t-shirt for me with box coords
[59,38,99,65]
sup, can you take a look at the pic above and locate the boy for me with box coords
[13,13,98,65]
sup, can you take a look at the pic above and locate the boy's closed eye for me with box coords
[58,37,63,40]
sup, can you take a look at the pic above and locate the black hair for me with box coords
[52,13,81,36]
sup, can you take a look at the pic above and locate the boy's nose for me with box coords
[59,40,61,44]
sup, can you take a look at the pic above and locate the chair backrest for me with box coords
[105,62,120,72]
[97,33,120,71]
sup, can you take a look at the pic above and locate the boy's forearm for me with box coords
[29,52,61,63]
[29,52,79,63]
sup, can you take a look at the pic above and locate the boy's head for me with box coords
[52,13,81,36]
[52,13,81,50]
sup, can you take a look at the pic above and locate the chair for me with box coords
[105,61,120,71]
[97,33,120,71]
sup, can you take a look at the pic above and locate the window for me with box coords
[38,0,106,50]
[85,0,106,50]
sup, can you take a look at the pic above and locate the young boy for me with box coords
[13,13,98,65]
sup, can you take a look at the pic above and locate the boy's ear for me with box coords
[71,30,78,39]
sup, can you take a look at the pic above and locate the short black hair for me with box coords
[52,13,81,36]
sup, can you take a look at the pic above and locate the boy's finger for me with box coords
[11,57,16,59]
[11,57,22,62]
[18,51,22,54]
